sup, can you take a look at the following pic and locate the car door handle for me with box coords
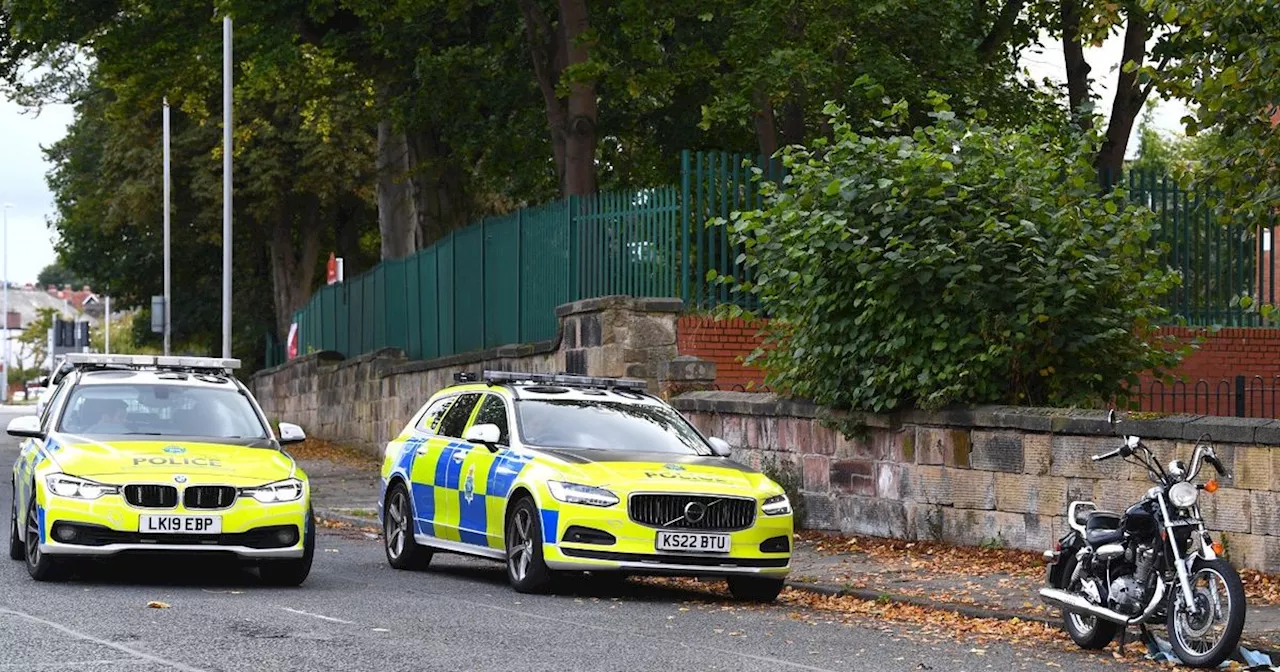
[416,447,429,455]
[452,452,465,464]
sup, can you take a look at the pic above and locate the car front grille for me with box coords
[628,494,756,531]
[183,486,237,510]
[123,485,178,508]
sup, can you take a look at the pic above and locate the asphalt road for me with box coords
[0,408,1141,672]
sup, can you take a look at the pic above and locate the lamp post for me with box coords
[222,15,233,359]
[1,203,10,404]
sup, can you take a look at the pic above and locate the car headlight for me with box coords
[45,474,119,500]
[547,481,618,507]
[762,493,791,516]
[1169,482,1199,509]
[240,478,305,504]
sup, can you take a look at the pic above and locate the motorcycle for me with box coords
[1039,410,1246,668]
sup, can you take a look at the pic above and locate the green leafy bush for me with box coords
[721,99,1184,412]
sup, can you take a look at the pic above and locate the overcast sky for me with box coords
[0,30,1189,288]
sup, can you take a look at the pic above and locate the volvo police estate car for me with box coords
[7,354,315,585]
[379,371,793,601]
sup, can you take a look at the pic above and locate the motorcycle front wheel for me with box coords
[1166,557,1245,668]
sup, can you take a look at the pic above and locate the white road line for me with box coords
[280,607,356,625]
[456,599,841,672]
[0,608,211,672]
[0,661,136,670]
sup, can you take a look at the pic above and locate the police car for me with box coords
[8,354,315,585]
[379,371,793,601]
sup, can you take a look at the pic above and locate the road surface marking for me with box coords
[280,607,355,624]
[0,661,137,669]
[0,608,211,672]
[455,599,841,672]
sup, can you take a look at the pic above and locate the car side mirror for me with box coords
[464,423,502,452]
[708,437,732,458]
[278,422,306,445]
[7,415,44,439]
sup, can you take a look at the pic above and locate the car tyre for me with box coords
[383,482,432,571]
[505,497,553,594]
[258,511,315,587]
[727,576,785,603]
[9,487,24,561]
[25,492,69,581]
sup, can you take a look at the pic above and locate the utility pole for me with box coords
[163,98,171,356]
[222,15,233,359]
[105,295,111,354]
[1,203,10,403]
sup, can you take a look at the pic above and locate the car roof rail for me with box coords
[481,370,648,392]
[64,353,241,374]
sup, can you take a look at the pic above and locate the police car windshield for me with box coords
[515,399,710,455]
[58,384,267,439]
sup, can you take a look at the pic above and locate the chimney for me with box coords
[82,284,91,292]
[46,285,55,294]
[5,310,18,330]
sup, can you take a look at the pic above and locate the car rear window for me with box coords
[58,384,267,439]
[515,399,710,455]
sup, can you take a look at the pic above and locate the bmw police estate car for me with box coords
[379,371,793,601]
[7,354,315,585]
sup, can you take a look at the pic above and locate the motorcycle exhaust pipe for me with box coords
[1038,588,1130,625]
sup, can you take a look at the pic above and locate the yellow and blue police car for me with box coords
[8,354,315,585]
[379,371,793,601]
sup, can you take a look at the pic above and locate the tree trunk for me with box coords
[780,79,806,149]
[519,0,597,197]
[267,201,323,340]
[376,119,418,260]
[1096,11,1150,181]
[408,130,470,248]
[753,89,779,159]
[1060,0,1093,131]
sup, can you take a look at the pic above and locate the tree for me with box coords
[722,100,1184,411]
[17,307,56,373]
[1147,0,1280,222]
[36,262,85,289]
[518,0,598,196]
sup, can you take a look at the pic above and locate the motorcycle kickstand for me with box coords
[1116,626,1128,656]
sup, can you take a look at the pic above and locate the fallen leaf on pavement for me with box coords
[147,601,171,609]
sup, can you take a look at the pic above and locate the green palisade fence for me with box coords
[273,156,1277,366]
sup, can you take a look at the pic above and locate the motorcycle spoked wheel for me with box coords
[1166,558,1245,669]
[1059,555,1120,649]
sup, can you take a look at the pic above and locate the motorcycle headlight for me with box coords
[547,481,618,507]
[1169,481,1199,509]
[762,493,791,516]
[240,478,305,504]
[45,474,119,500]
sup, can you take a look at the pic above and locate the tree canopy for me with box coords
[3,0,1276,370]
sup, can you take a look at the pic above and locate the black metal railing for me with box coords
[1122,375,1280,418]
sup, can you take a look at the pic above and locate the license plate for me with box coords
[139,515,222,534]
[656,531,730,553]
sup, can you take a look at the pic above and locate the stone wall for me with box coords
[250,296,692,455]
[673,392,1280,572]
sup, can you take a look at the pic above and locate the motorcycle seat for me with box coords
[1085,511,1123,547]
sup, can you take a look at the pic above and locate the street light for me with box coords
[1,202,10,404]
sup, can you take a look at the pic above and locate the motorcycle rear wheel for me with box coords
[1059,555,1119,649]
[1166,557,1245,668]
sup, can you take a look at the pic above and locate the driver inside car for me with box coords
[86,399,129,434]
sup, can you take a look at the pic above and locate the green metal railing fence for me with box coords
[1121,170,1274,327]
[271,155,1276,366]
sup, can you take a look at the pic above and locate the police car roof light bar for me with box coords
[481,370,648,392]
[64,353,241,371]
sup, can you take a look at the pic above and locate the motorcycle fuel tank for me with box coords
[1122,500,1159,539]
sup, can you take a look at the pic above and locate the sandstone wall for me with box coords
[673,392,1280,572]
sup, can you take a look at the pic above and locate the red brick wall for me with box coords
[676,317,1280,415]
[676,316,768,390]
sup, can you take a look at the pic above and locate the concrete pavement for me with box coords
[0,408,1175,670]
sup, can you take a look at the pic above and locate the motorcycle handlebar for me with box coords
[1205,454,1228,476]
[1092,448,1122,462]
